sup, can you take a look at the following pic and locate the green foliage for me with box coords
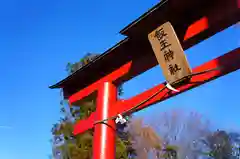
[162,145,178,159]
[65,53,99,75]
[116,137,129,158]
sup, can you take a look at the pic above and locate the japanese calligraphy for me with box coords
[154,27,167,41]
[148,22,192,84]
[154,28,172,51]
[163,49,174,62]
[160,39,171,51]
[168,64,181,75]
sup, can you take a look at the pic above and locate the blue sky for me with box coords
[0,0,239,159]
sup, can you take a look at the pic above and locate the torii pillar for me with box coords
[93,82,117,159]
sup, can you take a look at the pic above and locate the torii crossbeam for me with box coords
[50,0,240,158]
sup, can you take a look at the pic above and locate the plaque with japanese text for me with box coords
[148,22,192,84]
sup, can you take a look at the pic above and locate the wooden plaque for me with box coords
[148,22,192,84]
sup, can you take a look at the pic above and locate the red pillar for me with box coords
[93,82,117,159]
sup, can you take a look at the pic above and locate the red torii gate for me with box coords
[50,0,240,158]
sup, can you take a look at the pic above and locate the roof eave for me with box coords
[49,37,129,89]
[119,0,168,35]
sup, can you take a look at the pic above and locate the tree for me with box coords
[126,109,212,159]
[229,132,240,158]
[65,53,99,75]
[202,130,240,159]
[51,53,134,159]
[204,130,232,159]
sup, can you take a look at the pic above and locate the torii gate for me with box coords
[50,0,240,158]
